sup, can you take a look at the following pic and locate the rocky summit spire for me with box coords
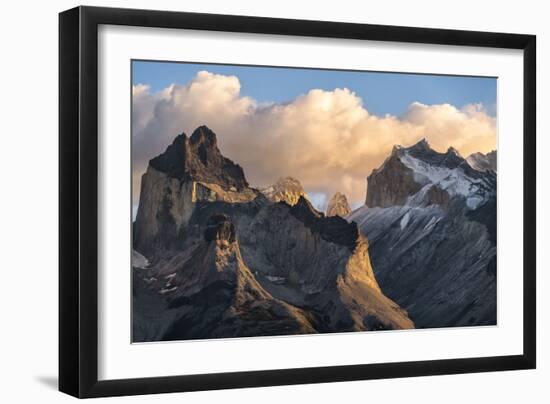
[189,125,218,147]
[410,138,430,150]
[149,125,248,190]
[134,126,256,256]
[260,176,307,206]
[326,192,351,217]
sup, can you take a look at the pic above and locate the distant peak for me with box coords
[260,177,306,206]
[391,138,432,156]
[326,192,351,217]
[274,176,302,187]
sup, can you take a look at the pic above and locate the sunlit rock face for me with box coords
[132,126,414,342]
[260,176,307,206]
[467,150,497,172]
[133,126,260,257]
[326,192,352,217]
[348,139,497,328]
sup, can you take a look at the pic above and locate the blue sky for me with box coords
[132,60,497,117]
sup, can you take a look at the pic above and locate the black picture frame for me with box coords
[59,5,536,398]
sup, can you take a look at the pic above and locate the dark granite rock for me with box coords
[149,125,248,190]
[203,214,236,243]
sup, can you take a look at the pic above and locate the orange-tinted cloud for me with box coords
[132,71,496,210]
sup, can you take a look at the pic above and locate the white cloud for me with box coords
[132,71,496,209]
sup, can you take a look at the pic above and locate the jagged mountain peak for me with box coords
[260,176,307,206]
[395,139,464,170]
[367,140,495,209]
[390,138,431,156]
[446,146,461,157]
[326,192,351,217]
[408,137,431,151]
[148,125,249,190]
[148,132,189,177]
[190,125,217,146]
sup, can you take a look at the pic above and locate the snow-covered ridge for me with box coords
[466,150,497,172]
[399,152,491,209]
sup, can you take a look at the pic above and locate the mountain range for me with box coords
[133,126,413,341]
[132,125,496,341]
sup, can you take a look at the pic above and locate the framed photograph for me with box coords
[59,6,536,398]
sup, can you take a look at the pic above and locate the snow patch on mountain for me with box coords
[400,211,410,230]
[132,249,150,269]
[399,152,488,209]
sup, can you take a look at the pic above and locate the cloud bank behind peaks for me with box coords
[132,70,496,209]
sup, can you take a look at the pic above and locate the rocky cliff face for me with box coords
[326,192,352,217]
[366,151,422,208]
[133,126,413,341]
[133,213,316,341]
[133,127,259,257]
[347,139,497,328]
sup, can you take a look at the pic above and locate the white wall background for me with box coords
[0,0,546,402]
